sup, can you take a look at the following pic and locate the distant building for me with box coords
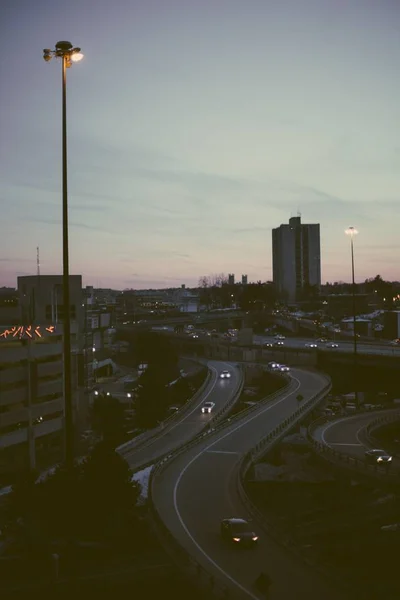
[272,216,321,303]
[241,274,248,286]
[228,274,235,286]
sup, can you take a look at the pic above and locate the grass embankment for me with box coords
[228,370,287,418]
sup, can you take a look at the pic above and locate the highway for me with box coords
[122,360,242,472]
[312,410,400,470]
[151,368,349,600]
[151,325,399,357]
[253,335,399,356]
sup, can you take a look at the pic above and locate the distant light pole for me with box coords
[345,227,359,405]
[43,42,83,470]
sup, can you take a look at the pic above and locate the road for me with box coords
[152,325,399,357]
[253,335,399,356]
[152,368,348,600]
[122,360,242,472]
[313,410,400,470]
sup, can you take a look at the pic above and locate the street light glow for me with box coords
[345,227,358,237]
[71,51,84,62]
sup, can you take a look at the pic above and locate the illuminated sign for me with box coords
[0,325,56,340]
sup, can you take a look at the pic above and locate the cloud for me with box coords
[23,216,113,233]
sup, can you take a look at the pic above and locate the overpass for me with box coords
[116,310,249,337]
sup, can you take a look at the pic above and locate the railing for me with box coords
[306,410,400,481]
[146,372,300,599]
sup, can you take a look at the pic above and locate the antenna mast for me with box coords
[37,246,40,277]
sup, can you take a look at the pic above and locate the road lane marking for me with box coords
[329,443,362,447]
[320,413,389,448]
[207,450,240,455]
[172,373,303,599]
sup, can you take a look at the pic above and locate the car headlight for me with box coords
[388,457,392,461]
[252,536,258,541]
[233,537,241,542]
[377,457,383,462]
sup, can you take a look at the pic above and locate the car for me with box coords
[191,334,199,339]
[274,334,285,340]
[220,518,259,546]
[305,343,318,348]
[220,370,231,379]
[326,342,339,348]
[365,449,392,465]
[278,364,290,372]
[389,339,400,346]
[262,342,273,348]
[268,361,280,370]
[274,340,284,346]
[316,338,328,343]
[201,401,215,414]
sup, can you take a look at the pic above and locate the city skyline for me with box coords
[1,0,400,289]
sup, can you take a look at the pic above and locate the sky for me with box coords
[1,0,399,290]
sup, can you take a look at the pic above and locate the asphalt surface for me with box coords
[313,410,400,469]
[153,325,399,357]
[253,335,398,356]
[123,360,242,472]
[152,368,348,600]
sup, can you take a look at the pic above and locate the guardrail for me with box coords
[146,372,295,599]
[238,375,332,481]
[306,410,400,482]
[117,365,213,456]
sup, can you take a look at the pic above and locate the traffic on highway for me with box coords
[151,367,348,599]
[121,361,242,472]
[313,410,400,472]
[151,324,400,357]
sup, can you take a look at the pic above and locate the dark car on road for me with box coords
[365,449,392,465]
[220,518,259,546]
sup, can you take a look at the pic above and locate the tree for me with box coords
[134,365,172,428]
[133,331,179,375]
[80,442,141,541]
[5,443,141,548]
[91,393,125,446]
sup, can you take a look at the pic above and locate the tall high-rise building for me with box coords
[228,274,235,286]
[241,274,248,285]
[272,216,321,302]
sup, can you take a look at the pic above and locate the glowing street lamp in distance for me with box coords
[345,226,358,237]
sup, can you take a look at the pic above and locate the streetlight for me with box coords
[43,42,83,471]
[345,226,359,406]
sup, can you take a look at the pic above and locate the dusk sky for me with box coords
[1,0,399,289]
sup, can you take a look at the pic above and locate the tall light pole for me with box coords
[345,227,359,406]
[43,42,83,470]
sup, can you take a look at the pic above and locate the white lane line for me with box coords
[320,413,381,448]
[172,374,302,599]
[329,443,363,447]
[207,450,240,455]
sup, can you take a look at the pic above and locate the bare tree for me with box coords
[198,275,210,288]
[210,273,228,287]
